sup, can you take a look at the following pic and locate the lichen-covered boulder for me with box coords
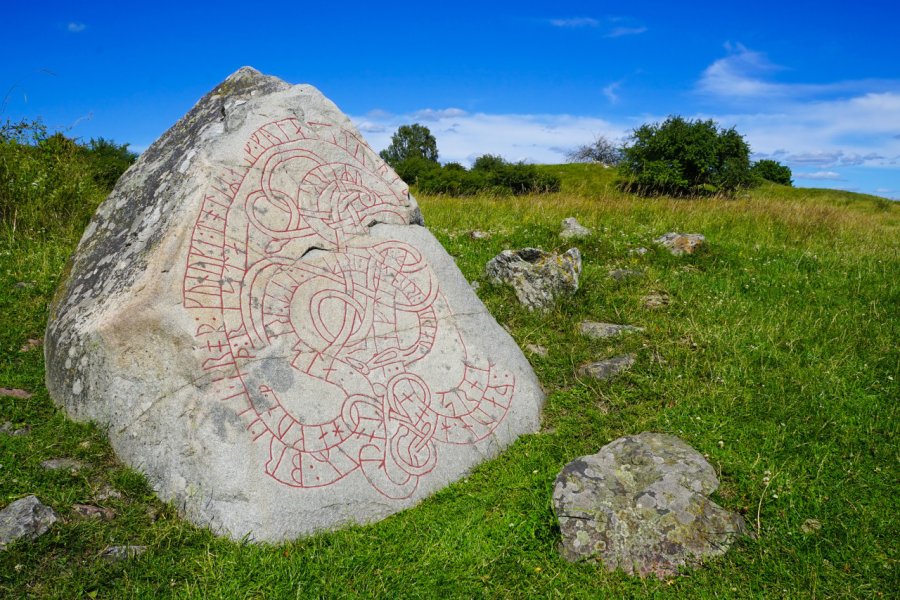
[553,432,749,578]
[44,67,544,542]
[485,248,581,310]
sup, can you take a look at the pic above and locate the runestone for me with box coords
[45,68,543,540]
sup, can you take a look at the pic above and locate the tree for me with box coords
[379,123,438,167]
[566,135,622,166]
[618,116,753,196]
[751,159,793,186]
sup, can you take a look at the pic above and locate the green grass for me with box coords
[1,167,898,598]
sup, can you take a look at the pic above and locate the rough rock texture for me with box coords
[643,292,670,309]
[101,545,147,562]
[577,355,635,380]
[553,433,749,578]
[0,496,58,550]
[560,217,591,239]
[44,67,544,542]
[580,321,644,339]
[608,269,643,281]
[655,233,705,256]
[41,458,84,471]
[485,248,581,310]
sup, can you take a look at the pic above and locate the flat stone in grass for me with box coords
[655,232,705,256]
[469,230,490,240]
[101,545,147,562]
[553,432,749,578]
[485,247,581,311]
[72,504,116,521]
[560,217,591,239]
[577,354,635,380]
[41,458,84,471]
[44,67,544,542]
[525,344,548,357]
[608,268,643,281]
[0,496,58,550]
[0,388,32,399]
[643,292,670,309]
[580,321,644,339]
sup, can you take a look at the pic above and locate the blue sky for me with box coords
[3,1,898,198]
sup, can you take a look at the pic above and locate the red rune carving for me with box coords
[183,118,515,499]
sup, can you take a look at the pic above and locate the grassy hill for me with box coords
[1,164,897,597]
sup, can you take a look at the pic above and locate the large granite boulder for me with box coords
[45,67,543,542]
[553,433,749,578]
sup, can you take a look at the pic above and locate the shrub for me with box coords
[410,154,560,196]
[566,135,623,166]
[751,159,793,186]
[379,124,439,167]
[0,119,134,237]
[619,116,753,196]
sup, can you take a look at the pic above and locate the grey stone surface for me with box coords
[553,432,749,578]
[0,496,58,550]
[580,321,644,339]
[101,545,147,562]
[0,422,30,436]
[485,248,581,311]
[628,247,649,256]
[469,230,490,240]
[72,504,116,520]
[560,217,591,239]
[41,458,84,471]
[577,354,635,380]
[608,269,643,281]
[643,292,670,309]
[655,232,706,256]
[44,67,543,542]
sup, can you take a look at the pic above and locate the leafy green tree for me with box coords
[379,124,438,167]
[619,116,753,196]
[751,159,793,186]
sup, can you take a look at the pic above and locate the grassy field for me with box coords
[1,164,897,598]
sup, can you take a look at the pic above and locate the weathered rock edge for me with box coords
[45,67,544,541]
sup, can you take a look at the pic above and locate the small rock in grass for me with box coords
[655,233,705,256]
[41,458,85,471]
[1,422,30,436]
[608,269,643,281]
[14,281,35,288]
[560,217,591,239]
[95,485,123,501]
[577,354,636,380]
[553,432,750,578]
[101,545,147,562]
[19,338,43,352]
[72,504,116,521]
[580,321,644,339]
[469,230,490,240]
[642,292,670,309]
[470,280,481,291]
[800,518,822,534]
[0,496,58,550]
[628,247,649,256]
[525,344,548,357]
[0,388,33,400]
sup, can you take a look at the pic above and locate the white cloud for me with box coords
[67,22,86,33]
[602,82,621,104]
[794,171,843,180]
[605,26,647,38]
[351,110,625,166]
[549,17,599,28]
